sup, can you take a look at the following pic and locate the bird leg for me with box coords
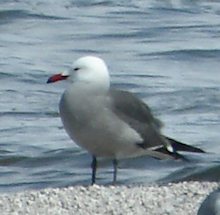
[91,157,118,185]
[112,159,118,184]
[91,156,97,185]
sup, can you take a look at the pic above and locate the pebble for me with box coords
[0,182,219,215]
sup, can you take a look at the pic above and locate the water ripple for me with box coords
[0,9,68,24]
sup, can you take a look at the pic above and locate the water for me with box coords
[1,0,220,192]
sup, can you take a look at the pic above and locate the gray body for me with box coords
[59,83,172,160]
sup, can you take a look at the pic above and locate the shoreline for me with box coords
[0,181,219,215]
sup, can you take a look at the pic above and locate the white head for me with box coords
[47,56,110,92]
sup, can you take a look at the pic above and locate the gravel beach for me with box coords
[0,181,219,215]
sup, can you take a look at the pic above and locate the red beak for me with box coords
[47,73,69,83]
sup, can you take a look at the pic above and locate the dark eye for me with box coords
[74,67,79,71]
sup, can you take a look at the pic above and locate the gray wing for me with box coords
[109,89,169,150]
[109,89,205,158]
[109,89,162,129]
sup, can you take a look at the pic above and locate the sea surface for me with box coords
[1,0,220,192]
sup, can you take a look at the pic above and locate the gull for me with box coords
[198,189,220,215]
[47,56,205,184]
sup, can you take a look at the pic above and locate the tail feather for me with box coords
[154,146,189,161]
[165,136,205,153]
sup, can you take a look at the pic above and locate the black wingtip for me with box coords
[165,136,205,153]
